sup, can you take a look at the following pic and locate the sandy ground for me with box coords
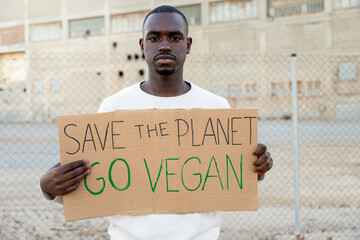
[0,120,359,240]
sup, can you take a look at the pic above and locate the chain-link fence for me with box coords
[0,52,359,240]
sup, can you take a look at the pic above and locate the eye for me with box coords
[148,37,159,42]
[170,36,181,41]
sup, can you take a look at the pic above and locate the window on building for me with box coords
[111,12,147,33]
[289,81,303,95]
[228,85,242,98]
[333,0,360,9]
[0,26,25,46]
[243,83,257,97]
[178,5,201,25]
[211,84,227,98]
[307,80,321,95]
[268,0,324,18]
[271,82,285,97]
[30,22,62,42]
[69,17,104,38]
[338,62,358,80]
[210,0,259,23]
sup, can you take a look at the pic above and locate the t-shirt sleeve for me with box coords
[222,98,231,109]
[213,96,231,109]
[97,97,113,113]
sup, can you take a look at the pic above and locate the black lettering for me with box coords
[147,124,158,138]
[231,117,242,145]
[134,124,144,139]
[191,119,200,146]
[244,117,257,145]
[83,123,96,153]
[175,119,189,146]
[111,121,125,149]
[159,122,169,136]
[64,124,80,155]
[202,117,217,145]
[94,122,109,151]
[217,118,230,145]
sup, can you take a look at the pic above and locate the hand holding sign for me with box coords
[253,144,273,181]
[56,108,265,222]
[40,160,91,199]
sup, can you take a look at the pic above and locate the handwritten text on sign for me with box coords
[58,108,258,222]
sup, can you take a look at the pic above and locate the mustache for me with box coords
[154,53,176,61]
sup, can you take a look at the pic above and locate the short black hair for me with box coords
[142,5,188,33]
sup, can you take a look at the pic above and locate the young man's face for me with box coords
[140,12,192,76]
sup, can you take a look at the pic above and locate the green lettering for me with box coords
[108,158,130,191]
[202,156,224,191]
[181,157,202,191]
[144,158,163,192]
[166,158,180,192]
[84,162,105,195]
[226,154,243,190]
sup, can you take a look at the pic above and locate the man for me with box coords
[40,5,273,240]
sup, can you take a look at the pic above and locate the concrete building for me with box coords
[0,0,359,122]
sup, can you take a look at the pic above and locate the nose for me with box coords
[159,38,171,52]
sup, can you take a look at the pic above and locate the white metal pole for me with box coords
[291,53,300,239]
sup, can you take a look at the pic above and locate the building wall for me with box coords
[0,1,25,22]
[0,0,359,122]
[0,0,359,54]
[0,52,29,122]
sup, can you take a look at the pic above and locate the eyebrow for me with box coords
[146,31,160,36]
[169,31,184,36]
[146,30,185,36]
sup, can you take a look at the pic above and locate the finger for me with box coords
[254,164,271,174]
[253,144,267,156]
[254,157,273,173]
[258,173,265,181]
[254,152,271,166]
[62,164,90,182]
[59,159,89,174]
[60,182,81,196]
[62,169,91,189]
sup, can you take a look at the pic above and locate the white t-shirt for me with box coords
[98,81,230,112]
[45,82,230,240]
[99,82,230,240]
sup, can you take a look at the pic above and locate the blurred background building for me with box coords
[0,0,359,122]
[1,0,360,54]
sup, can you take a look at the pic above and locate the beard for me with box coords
[155,68,175,76]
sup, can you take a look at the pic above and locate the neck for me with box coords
[142,68,190,97]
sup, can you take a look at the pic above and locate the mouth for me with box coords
[154,54,176,64]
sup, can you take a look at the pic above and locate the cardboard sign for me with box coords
[58,108,258,222]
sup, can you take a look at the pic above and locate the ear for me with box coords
[186,37,192,54]
[139,38,144,54]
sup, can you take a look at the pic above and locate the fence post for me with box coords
[291,53,301,239]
